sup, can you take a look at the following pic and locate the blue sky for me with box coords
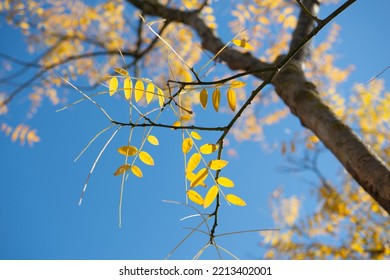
[0,1,389,260]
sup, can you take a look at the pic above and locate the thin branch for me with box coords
[111,120,226,131]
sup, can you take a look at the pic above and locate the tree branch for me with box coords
[127,0,390,215]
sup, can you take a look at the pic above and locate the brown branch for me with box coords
[111,120,226,131]
[127,0,390,215]
[290,0,321,61]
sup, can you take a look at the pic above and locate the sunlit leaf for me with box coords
[139,150,155,165]
[113,164,131,176]
[109,77,118,96]
[147,135,159,145]
[146,82,155,104]
[19,22,30,30]
[199,143,218,154]
[226,194,247,206]
[182,138,193,154]
[187,153,201,173]
[208,159,228,170]
[212,88,220,112]
[199,88,208,109]
[227,88,236,111]
[186,171,195,182]
[284,15,297,29]
[171,120,181,129]
[134,80,144,102]
[131,165,143,178]
[117,145,138,156]
[217,176,234,187]
[204,185,219,209]
[114,68,128,76]
[230,81,246,88]
[282,196,300,226]
[190,131,202,140]
[232,39,254,51]
[190,168,208,187]
[157,87,165,107]
[124,77,132,100]
[187,189,204,205]
[351,243,365,254]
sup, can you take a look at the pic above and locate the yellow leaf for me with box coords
[204,185,219,209]
[284,15,297,29]
[134,80,144,102]
[190,168,208,188]
[212,88,220,112]
[230,81,246,88]
[187,153,201,173]
[208,159,228,170]
[186,171,196,182]
[109,77,118,96]
[351,243,365,254]
[180,115,192,122]
[157,87,165,107]
[232,39,254,51]
[259,16,270,25]
[113,164,131,176]
[217,176,234,187]
[146,82,155,104]
[226,194,246,206]
[147,135,159,145]
[182,138,193,154]
[199,88,208,109]
[114,68,128,76]
[187,190,204,205]
[139,150,155,165]
[227,88,236,111]
[131,165,143,178]
[26,129,40,146]
[124,77,132,100]
[117,145,138,156]
[191,131,202,140]
[171,120,181,129]
[199,143,218,154]
[19,22,30,30]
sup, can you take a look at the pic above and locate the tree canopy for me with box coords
[0,0,389,259]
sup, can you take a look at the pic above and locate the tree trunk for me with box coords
[127,0,390,215]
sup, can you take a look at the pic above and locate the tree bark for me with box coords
[127,0,390,215]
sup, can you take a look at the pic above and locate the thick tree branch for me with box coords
[127,0,390,215]
[290,0,321,61]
